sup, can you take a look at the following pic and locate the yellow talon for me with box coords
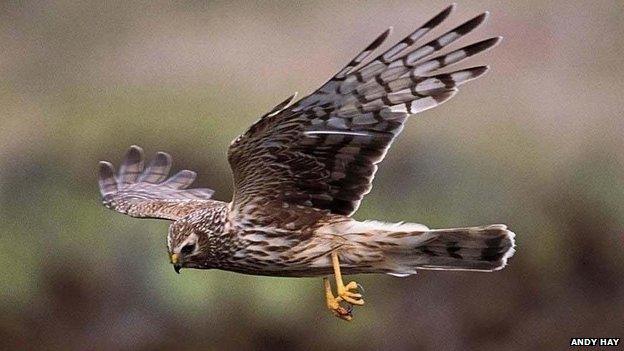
[323,251,364,321]
[323,277,353,321]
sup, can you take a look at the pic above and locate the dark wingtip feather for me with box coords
[98,161,117,197]
[126,145,144,161]
[463,37,502,57]
[98,161,114,180]
[450,66,490,85]
[367,27,393,51]
[454,12,489,36]
[425,3,456,29]
[121,145,145,171]
[330,27,395,81]
[154,151,173,165]
[471,65,490,78]
[432,88,458,104]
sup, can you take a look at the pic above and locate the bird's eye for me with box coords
[181,243,195,255]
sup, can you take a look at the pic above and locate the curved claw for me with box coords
[330,300,354,321]
[335,303,354,321]
[344,281,359,291]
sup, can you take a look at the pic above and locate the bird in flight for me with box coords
[98,4,515,321]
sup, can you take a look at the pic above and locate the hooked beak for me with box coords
[171,253,182,274]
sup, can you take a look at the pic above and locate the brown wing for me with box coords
[98,145,214,221]
[228,4,500,218]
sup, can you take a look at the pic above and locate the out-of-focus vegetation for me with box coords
[1,1,623,350]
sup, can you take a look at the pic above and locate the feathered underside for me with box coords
[228,4,501,223]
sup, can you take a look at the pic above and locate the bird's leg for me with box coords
[323,250,364,321]
[331,251,364,305]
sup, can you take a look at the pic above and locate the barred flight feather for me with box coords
[229,3,500,217]
[98,145,215,220]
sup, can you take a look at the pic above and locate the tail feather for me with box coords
[343,221,515,275]
[409,224,515,271]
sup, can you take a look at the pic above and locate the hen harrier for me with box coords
[98,4,515,321]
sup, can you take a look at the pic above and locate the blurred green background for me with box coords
[1,1,623,350]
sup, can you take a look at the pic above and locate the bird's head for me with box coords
[167,213,217,273]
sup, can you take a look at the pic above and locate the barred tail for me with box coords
[342,221,515,276]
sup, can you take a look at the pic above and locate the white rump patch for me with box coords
[349,220,429,233]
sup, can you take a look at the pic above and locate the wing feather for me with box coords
[99,146,214,221]
[228,5,500,220]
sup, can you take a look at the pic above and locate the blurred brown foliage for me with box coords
[1,1,623,350]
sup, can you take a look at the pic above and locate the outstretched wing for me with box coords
[228,4,500,219]
[98,145,215,221]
